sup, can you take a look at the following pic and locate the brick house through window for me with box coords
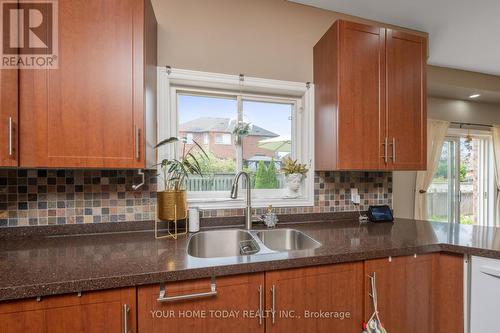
[179,117,279,162]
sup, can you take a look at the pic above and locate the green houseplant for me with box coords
[155,137,207,221]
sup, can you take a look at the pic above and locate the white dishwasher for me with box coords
[470,256,500,332]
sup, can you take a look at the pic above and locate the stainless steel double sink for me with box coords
[187,228,321,259]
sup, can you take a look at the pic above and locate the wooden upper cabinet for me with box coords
[313,19,427,171]
[19,0,157,168]
[0,69,18,167]
[386,30,427,170]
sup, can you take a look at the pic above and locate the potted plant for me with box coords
[281,157,309,198]
[232,121,252,145]
[155,137,207,221]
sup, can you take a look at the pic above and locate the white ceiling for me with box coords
[291,0,500,76]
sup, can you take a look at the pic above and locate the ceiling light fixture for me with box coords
[469,94,481,99]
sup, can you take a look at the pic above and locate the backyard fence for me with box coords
[186,173,286,191]
[427,182,474,220]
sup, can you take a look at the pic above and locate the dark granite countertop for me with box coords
[1,218,500,302]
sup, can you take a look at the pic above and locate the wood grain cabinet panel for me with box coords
[265,262,364,333]
[314,19,427,171]
[364,255,434,333]
[386,30,427,170]
[0,287,136,333]
[19,0,157,169]
[432,253,464,333]
[0,69,18,167]
[364,253,464,333]
[138,274,265,333]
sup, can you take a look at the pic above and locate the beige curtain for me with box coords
[491,126,500,227]
[414,119,450,220]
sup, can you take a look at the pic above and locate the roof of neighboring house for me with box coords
[179,117,278,137]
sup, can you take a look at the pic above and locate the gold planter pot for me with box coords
[157,190,188,221]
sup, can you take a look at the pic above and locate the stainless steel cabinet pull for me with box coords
[135,127,141,160]
[8,116,13,156]
[271,284,276,324]
[382,137,388,163]
[392,137,396,163]
[157,277,217,302]
[258,285,263,325]
[123,304,130,333]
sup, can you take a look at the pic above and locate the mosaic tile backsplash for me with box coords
[0,170,391,227]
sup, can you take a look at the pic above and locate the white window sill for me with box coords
[187,196,313,210]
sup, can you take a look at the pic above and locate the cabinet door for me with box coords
[338,21,386,170]
[138,274,265,333]
[265,262,363,333]
[0,69,18,167]
[433,253,463,333]
[0,287,136,333]
[19,0,145,168]
[364,254,434,333]
[386,30,427,170]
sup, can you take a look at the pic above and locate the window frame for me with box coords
[157,68,314,209]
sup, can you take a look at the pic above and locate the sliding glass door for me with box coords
[427,132,494,226]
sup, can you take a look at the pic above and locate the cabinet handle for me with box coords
[157,277,217,302]
[271,284,276,324]
[123,304,130,333]
[135,127,141,160]
[8,116,13,156]
[392,138,396,163]
[258,285,263,325]
[381,137,388,163]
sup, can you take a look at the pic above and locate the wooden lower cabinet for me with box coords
[265,262,364,333]
[0,287,136,333]
[137,263,364,333]
[137,273,265,333]
[0,254,464,333]
[364,253,464,333]
[432,253,464,333]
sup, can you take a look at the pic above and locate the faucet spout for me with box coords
[230,171,252,230]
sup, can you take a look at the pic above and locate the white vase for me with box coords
[285,173,303,198]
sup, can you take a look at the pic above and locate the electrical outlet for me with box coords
[351,188,360,204]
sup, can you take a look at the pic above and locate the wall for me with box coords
[151,0,425,83]
[0,170,156,227]
[0,169,391,226]
[392,97,500,219]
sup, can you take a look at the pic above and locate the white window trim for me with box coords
[157,67,314,209]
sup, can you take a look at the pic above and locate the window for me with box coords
[158,68,314,209]
[427,128,495,226]
[215,133,232,145]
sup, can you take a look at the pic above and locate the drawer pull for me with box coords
[480,266,500,279]
[157,277,217,302]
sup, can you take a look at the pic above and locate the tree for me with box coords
[266,159,278,189]
[198,151,236,174]
[254,161,268,189]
